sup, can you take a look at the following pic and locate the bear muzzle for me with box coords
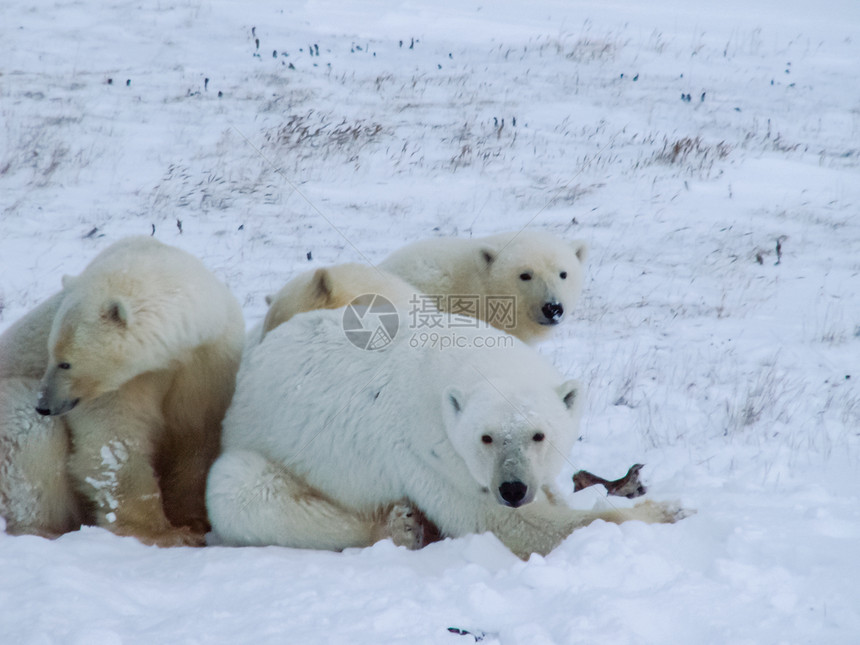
[35,390,80,416]
[498,480,531,508]
[539,301,564,325]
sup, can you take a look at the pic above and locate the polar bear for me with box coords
[247,263,417,346]
[207,308,681,559]
[380,230,588,344]
[0,236,244,546]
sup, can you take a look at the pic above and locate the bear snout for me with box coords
[540,302,564,324]
[35,390,52,416]
[34,390,79,417]
[498,480,529,507]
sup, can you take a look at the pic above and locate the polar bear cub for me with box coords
[0,236,244,546]
[381,230,588,344]
[207,307,681,559]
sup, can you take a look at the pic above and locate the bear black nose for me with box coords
[541,302,564,322]
[499,481,528,507]
[35,406,52,417]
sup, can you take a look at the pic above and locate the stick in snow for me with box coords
[573,463,647,498]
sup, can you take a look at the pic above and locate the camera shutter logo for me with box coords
[343,294,399,350]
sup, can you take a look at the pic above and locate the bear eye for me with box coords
[58,362,71,370]
[481,434,493,444]
[532,432,545,442]
[519,273,532,281]
[559,271,567,280]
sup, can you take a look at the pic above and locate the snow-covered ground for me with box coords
[2,0,859,642]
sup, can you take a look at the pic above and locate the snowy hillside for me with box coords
[2,0,859,643]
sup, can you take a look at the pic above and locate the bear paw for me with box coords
[114,524,207,548]
[632,499,694,524]
[383,502,426,550]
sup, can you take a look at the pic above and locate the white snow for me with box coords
[100,442,128,471]
[83,443,127,514]
[2,0,859,643]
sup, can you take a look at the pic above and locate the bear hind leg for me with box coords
[207,450,414,551]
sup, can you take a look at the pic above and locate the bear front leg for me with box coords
[207,449,390,550]
[158,345,240,536]
[156,441,216,536]
[65,402,204,547]
[490,498,689,559]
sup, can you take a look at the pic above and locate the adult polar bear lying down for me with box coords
[207,310,682,559]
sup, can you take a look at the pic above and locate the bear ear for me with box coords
[311,268,335,304]
[103,299,130,327]
[558,379,582,415]
[265,294,273,306]
[61,274,77,290]
[571,240,588,264]
[479,247,496,267]
[442,386,465,426]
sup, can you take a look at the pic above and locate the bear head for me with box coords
[36,274,165,416]
[480,233,587,337]
[441,378,582,508]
